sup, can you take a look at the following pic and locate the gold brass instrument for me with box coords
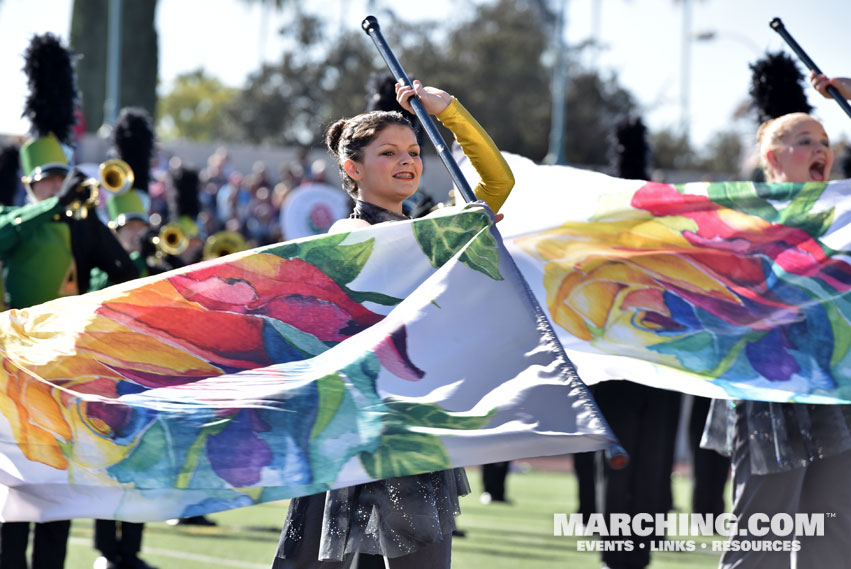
[203,230,247,260]
[64,159,135,220]
[64,178,100,220]
[154,223,188,256]
[99,159,135,195]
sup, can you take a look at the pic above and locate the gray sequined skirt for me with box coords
[702,399,851,475]
[275,468,469,562]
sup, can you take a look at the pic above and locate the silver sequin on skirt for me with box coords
[702,399,851,475]
[275,468,470,562]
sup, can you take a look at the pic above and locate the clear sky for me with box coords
[1,0,850,153]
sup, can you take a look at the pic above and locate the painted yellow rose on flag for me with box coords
[516,181,851,397]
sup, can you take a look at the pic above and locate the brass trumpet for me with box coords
[64,159,135,220]
[203,230,247,260]
[99,159,135,195]
[64,178,100,220]
[154,223,188,256]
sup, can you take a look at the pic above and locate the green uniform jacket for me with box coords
[0,198,138,309]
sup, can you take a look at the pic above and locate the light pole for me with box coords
[544,0,569,165]
[679,0,692,142]
[100,0,122,135]
[590,0,602,69]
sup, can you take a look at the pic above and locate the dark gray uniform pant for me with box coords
[720,443,851,568]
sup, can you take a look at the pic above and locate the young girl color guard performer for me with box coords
[705,107,851,568]
[272,80,513,569]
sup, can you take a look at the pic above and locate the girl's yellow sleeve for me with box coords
[436,98,514,213]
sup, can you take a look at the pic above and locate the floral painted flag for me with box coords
[0,204,615,522]
[482,153,851,404]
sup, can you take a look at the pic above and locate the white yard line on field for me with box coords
[69,537,270,569]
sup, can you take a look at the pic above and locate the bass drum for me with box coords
[279,183,351,241]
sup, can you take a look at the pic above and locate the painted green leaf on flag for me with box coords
[704,181,780,222]
[358,399,495,479]
[358,426,451,479]
[704,181,835,241]
[382,399,495,430]
[413,210,502,280]
[310,373,347,440]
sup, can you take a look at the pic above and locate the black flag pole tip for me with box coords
[358,12,478,203]
[362,16,379,34]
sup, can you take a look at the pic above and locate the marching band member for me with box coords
[0,32,137,569]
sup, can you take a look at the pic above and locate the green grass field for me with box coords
[58,464,725,569]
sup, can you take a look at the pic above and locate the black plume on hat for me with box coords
[839,146,851,179]
[113,107,154,192]
[749,51,813,124]
[22,33,79,144]
[365,72,423,141]
[170,165,200,219]
[0,144,21,206]
[613,116,650,180]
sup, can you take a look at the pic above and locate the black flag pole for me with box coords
[361,16,477,204]
[770,17,851,120]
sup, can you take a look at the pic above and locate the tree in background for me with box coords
[71,0,159,132]
[439,0,637,164]
[565,71,636,165]
[118,0,747,175]
[697,130,744,175]
[650,127,696,171]
[222,13,379,146]
[437,0,553,160]
[213,0,637,165]
[157,70,238,141]
[218,11,443,147]
[71,0,107,131]
[65,0,753,175]
[121,1,158,117]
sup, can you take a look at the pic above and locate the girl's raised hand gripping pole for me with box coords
[361,15,477,204]
[770,17,851,120]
